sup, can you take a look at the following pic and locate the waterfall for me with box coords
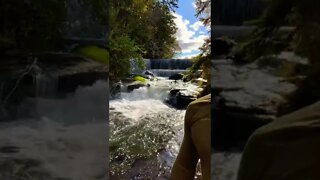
[148,59,193,69]
[34,72,58,98]
[133,59,193,77]
[150,69,189,77]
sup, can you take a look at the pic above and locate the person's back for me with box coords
[237,101,320,180]
[171,94,211,180]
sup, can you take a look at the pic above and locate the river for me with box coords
[0,80,108,180]
[109,78,201,179]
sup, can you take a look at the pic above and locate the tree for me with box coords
[191,0,211,72]
[108,0,180,80]
[195,0,211,57]
[186,0,211,96]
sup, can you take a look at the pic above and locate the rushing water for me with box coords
[0,80,108,180]
[211,152,242,180]
[109,78,200,179]
[132,59,193,77]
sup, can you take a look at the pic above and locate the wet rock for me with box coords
[58,72,107,95]
[212,53,307,149]
[166,89,199,109]
[176,93,197,109]
[169,89,181,96]
[191,78,208,86]
[143,70,155,77]
[110,81,122,99]
[213,37,236,57]
[169,73,184,80]
[127,81,150,92]
[256,52,309,77]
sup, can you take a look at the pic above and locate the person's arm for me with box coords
[170,128,199,179]
[191,118,211,180]
[170,110,199,180]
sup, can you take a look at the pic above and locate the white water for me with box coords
[132,59,193,77]
[109,79,196,179]
[211,152,242,180]
[0,80,108,180]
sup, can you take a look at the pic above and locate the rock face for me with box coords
[212,52,309,150]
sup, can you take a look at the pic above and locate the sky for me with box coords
[173,0,210,59]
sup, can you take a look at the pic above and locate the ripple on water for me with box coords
[109,79,189,179]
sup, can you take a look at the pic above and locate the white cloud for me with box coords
[172,12,209,54]
[173,13,194,42]
[190,21,203,31]
[175,52,199,59]
[192,2,197,9]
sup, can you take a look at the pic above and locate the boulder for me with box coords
[169,89,181,96]
[175,93,197,109]
[127,81,150,92]
[143,70,155,77]
[169,73,184,80]
[191,78,208,86]
[213,37,236,57]
[166,88,199,109]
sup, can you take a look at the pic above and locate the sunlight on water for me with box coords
[109,79,189,179]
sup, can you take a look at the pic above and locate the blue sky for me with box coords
[173,0,210,59]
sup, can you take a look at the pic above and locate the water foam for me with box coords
[0,80,108,180]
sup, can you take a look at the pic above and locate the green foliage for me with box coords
[109,0,180,79]
[109,0,179,59]
[195,0,211,28]
[74,45,109,64]
[134,75,147,83]
[109,35,144,79]
[186,0,211,93]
